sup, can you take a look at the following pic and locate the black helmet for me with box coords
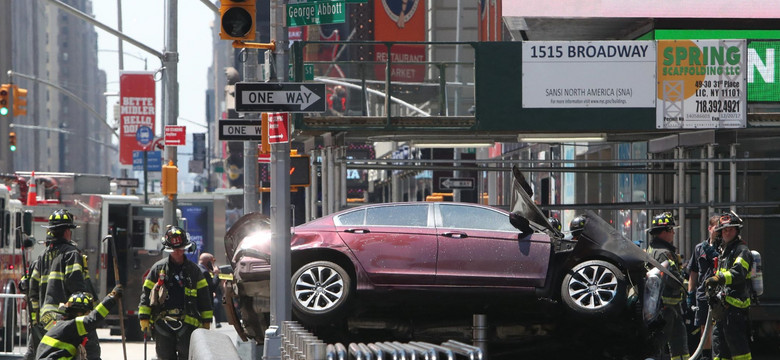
[43,209,79,230]
[548,217,562,232]
[569,215,587,237]
[716,212,743,231]
[648,212,678,232]
[64,292,93,317]
[162,226,192,251]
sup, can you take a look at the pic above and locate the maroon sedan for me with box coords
[224,167,668,343]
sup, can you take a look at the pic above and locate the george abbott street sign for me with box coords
[218,120,264,141]
[286,1,346,27]
[439,177,475,190]
[235,82,326,113]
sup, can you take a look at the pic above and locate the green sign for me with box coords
[289,64,315,81]
[287,1,346,26]
[747,41,780,102]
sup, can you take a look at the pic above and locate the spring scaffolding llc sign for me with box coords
[656,39,747,129]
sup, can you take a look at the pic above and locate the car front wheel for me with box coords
[561,260,627,317]
[291,260,352,324]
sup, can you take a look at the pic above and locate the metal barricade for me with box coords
[278,321,486,360]
[0,293,27,358]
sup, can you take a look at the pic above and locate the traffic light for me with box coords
[0,84,10,116]
[219,0,256,41]
[9,132,16,152]
[12,86,27,116]
[290,154,311,187]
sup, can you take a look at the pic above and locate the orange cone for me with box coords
[26,171,37,206]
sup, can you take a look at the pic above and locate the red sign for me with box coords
[119,72,156,165]
[268,112,289,144]
[164,125,186,146]
[258,153,271,163]
[374,0,426,82]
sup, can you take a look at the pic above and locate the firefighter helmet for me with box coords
[548,217,562,232]
[43,209,79,229]
[64,292,94,317]
[648,212,678,232]
[161,226,192,251]
[716,212,743,231]
[570,214,587,237]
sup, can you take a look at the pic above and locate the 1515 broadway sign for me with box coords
[522,41,657,108]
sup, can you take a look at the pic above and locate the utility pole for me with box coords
[1,0,13,173]
[243,48,259,213]
[162,0,179,228]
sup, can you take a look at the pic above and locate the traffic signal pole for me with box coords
[243,49,259,214]
[268,0,292,329]
[1,0,12,173]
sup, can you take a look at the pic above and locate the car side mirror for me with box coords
[509,212,533,237]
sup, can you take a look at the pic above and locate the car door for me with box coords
[336,204,437,286]
[434,203,551,288]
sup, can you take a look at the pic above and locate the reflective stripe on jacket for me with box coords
[138,256,213,326]
[34,295,116,359]
[717,238,753,309]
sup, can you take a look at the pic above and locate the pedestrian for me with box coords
[35,286,122,360]
[198,252,227,327]
[569,214,587,240]
[27,209,101,360]
[138,226,213,360]
[197,252,221,328]
[705,212,753,360]
[646,212,690,360]
[686,214,721,359]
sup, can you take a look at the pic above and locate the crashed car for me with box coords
[223,166,677,348]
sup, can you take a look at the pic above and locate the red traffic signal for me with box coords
[220,0,256,41]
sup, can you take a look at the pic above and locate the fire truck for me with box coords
[0,171,173,346]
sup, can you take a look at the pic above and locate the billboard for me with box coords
[656,40,746,129]
[119,72,156,165]
[374,0,426,82]
[522,41,656,108]
[747,40,780,102]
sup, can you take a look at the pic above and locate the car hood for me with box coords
[224,212,272,268]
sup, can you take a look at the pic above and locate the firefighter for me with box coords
[646,212,690,360]
[569,214,587,240]
[705,212,753,360]
[27,209,101,360]
[198,252,225,328]
[35,286,122,360]
[686,214,721,359]
[548,216,562,232]
[138,226,213,360]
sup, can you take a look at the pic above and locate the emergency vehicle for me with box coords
[0,171,172,346]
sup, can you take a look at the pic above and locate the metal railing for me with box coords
[0,292,27,357]
[263,320,485,360]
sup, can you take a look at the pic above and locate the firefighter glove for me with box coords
[140,319,151,333]
[110,285,123,299]
[705,274,723,288]
[202,322,211,330]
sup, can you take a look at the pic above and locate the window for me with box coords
[365,205,428,227]
[336,210,365,226]
[439,204,516,232]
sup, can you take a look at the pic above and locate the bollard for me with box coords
[472,314,488,358]
[305,341,327,360]
[263,326,283,360]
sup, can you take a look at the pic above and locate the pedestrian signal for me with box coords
[220,0,256,41]
[12,86,27,116]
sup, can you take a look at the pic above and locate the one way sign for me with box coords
[439,177,475,190]
[235,82,326,113]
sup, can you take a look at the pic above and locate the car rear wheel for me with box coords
[292,260,352,324]
[561,260,627,317]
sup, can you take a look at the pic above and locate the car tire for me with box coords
[291,260,352,325]
[561,260,627,317]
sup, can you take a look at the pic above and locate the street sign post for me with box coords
[218,119,264,141]
[286,1,346,26]
[235,82,326,112]
[268,112,290,144]
[439,177,475,190]
[288,64,315,80]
